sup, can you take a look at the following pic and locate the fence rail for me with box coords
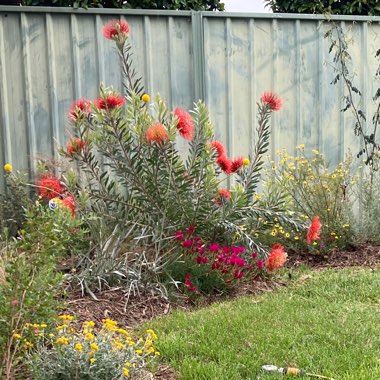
[0,7,379,189]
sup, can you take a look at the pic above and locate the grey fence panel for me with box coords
[0,7,380,190]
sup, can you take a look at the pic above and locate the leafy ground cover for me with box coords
[151,265,380,380]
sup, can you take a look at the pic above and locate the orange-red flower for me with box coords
[216,154,232,174]
[145,123,169,144]
[93,95,125,110]
[261,91,283,111]
[61,194,76,218]
[68,98,91,123]
[174,108,194,140]
[307,216,322,244]
[102,19,130,40]
[211,140,226,157]
[231,157,243,173]
[216,188,231,205]
[36,175,65,200]
[66,137,86,157]
[265,244,287,272]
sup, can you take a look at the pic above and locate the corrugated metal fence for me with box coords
[0,7,379,188]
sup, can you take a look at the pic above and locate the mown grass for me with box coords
[151,268,380,380]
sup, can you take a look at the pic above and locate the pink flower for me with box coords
[175,231,184,241]
[186,225,195,235]
[261,91,283,111]
[93,95,125,110]
[174,108,194,140]
[68,98,91,123]
[216,155,232,174]
[257,260,264,270]
[184,273,197,293]
[208,243,220,252]
[145,123,169,144]
[252,252,258,259]
[231,157,244,173]
[234,269,244,279]
[307,216,322,245]
[182,239,193,248]
[211,140,226,157]
[102,19,130,40]
[265,244,287,272]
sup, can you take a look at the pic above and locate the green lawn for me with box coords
[151,268,380,380]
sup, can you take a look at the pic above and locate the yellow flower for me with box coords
[294,236,299,241]
[24,341,34,348]
[242,158,250,166]
[90,358,96,364]
[55,337,70,345]
[155,351,161,356]
[125,362,131,367]
[136,349,143,355]
[85,332,95,341]
[128,340,136,346]
[13,333,22,339]
[141,93,150,103]
[296,144,305,150]
[40,324,47,328]
[4,163,12,172]
[312,149,319,155]
[75,343,83,353]
[285,233,290,238]
[123,367,130,376]
[58,315,73,322]
[90,343,99,351]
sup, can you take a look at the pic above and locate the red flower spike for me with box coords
[231,157,244,173]
[102,19,130,40]
[307,216,322,245]
[36,175,65,200]
[66,137,86,157]
[145,123,169,144]
[216,154,232,174]
[93,95,125,110]
[257,260,264,271]
[265,244,287,272]
[174,108,194,140]
[234,270,244,279]
[62,194,76,218]
[211,140,226,157]
[68,98,91,123]
[260,91,283,111]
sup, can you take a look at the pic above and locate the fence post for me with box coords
[191,11,205,102]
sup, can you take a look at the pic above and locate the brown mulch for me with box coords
[63,244,380,380]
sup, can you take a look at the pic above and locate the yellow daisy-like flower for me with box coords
[90,357,96,364]
[141,93,150,103]
[242,158,250,166]
[90,342,99,351]
[123,367,130,376]
[75,343,83,353]
[85,332,95,341]
[55,337,70,345]
[58,315,74,322]
[154,351,161,356]
[3,163,12,172]
[135,349,143,355]
[24,341,34,348]
[13,333,22,339]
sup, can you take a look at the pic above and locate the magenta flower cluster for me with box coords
[175,226,265,292]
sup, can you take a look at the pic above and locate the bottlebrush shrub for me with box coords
[61,19,302,295]
[24,316,159,379]
[263,145,354,252]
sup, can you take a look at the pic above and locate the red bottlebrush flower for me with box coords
[307,216,322,244]
[231,157,244,173]
[62,194,76,218]
[265,244,287,273]
[36,175,65,200]
[211,140,226,157]
[260,91,283,111]
[102,19,130,40]
[175,231,184,241]
[216,188,231,206]
[68,98,91,122]
[234,269,244,279]
[145,123,169,144]
[216,154,232,174]
[186,225,195,235]
[257,260,264,270]
[174,108,194,140]
[66,137,86,157]
[252,252,258,259]
[93,95,125,110]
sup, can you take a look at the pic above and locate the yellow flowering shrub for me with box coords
[23,315,160,380]
[262,146,354,251]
